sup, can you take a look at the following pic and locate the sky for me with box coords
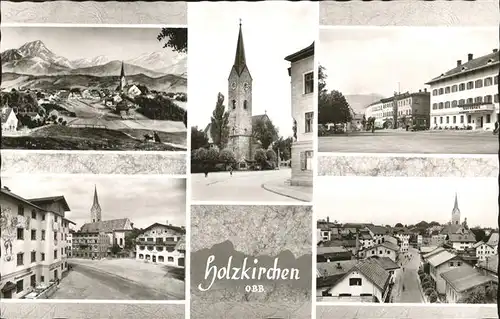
[188,2,316,137]
[316,177,497,228]
[2,176,186,230]
[319,27,498,97]
[1,26,181,61]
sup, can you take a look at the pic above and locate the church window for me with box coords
[305,112,313,133]
[243,100,248,110]
[304,72,314,94]
[232,100,236,109]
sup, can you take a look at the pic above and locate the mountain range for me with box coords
[1,40,187,78]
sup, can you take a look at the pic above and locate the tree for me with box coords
[210,93,230,149]
[395,223,404,227]
[111,243,121,255]
[272,136,292,161]
[318,64,327,94]
[424,288,434,296]
[206,148,220,164]
[254,149,267,166]
[471,228,487,242]
[219,148,236,164]
[158,28,187,53]
[458,284,498,304]
[253,117,278,150]
[124,228,143,250]
[429,291,438,303]
[191,126,209,150]
[318,89,352,127]
[266,149,277,166]
[422,281,432,290]
[193,147,208,162]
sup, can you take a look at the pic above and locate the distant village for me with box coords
[1,61,187,135]
[317,193,498,304]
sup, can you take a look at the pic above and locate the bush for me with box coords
[219,148,236,164]
[134,95,185,122]
[417,269,424,276]
[254,149,267,166]
[425,288,434,296]
[422,281,432,290]
[265,149,277,163]
[429,291,438,303]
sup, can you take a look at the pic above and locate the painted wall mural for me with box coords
[1,206,17,262]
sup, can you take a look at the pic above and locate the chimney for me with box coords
[467,53,473,61]
[493,49,498,53]
[327,216,330,223]
[419,89,421,93]
[3,186,10,191]
[336,262,342,269]
[456,60,462,67]
[424,88,427,92]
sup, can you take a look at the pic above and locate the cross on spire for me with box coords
[239,18,242,26]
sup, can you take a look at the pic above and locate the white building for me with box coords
[0,187,74,299]
[1,107,18,132]
[136,223,186,268]
[426,49,499,130]
[441,264,496,303]
[285,42,314,187]
[426,250,463,294]
[359,242,400,263]
[393,230,410,253]
[475,241,497,262]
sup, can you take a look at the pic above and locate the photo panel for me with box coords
[190,205,313,318]
[188,1,316,203]
[0,175,187,301]
[1,24,188,175]
[315,176,498,307]
[0,302,185,319]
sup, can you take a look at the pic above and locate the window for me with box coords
[486,114,491,123]
[243,100,248,110]
[459,99,465,105]
[31,251,36,263]
[304,72,313,94]
[434,117,437,124]
[305,112,313,133]
[475,79,483,88]
[445,101,450,109]
[460,115,464,123]
[440,117,443,124]
[475,96,483,103]
[232,100,236,110]
[41,253,45,261]
[61,248,63,255]
[446,116,449,124]
[495,94,499,103]
[16,280,23,293]
[457,261,462,266]
[438,102,443,109]
[467,98,473,104]
[54,232,57,241]
[17,253,24,266]
[466,81,474,90]
[54,250,58,259]
[42,230,45,240]
[459,83,465,91]
[438,88,444,95]
[41,275,45,283]
[485,77,493,86]
[349,278,362,286]
[452,85,458,92]
[432,89,437,96]
[452,100,457,107]
[168,256,174,262]
[445,87,450,94]
[485,95,493,103]
[301,151,313,171]
[468,115,472,123]
[41,213,45,221]
[31,229,36,240]
[54,216,58,222]
[453,116,456,124]
[495,76,499,85]
[31,210,37,219]
[17,228,24,240]
[432,103,437,110]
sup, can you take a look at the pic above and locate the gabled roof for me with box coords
[426,49,499,85]
[251,114,269,127]
[141,222,185,234]
[317,260,357,279]
[427,250,457,267]
[320,239,357,248]
[487,232,499,246]
[81,218,131,233]
[347,259,390,292]
[1,107,15,123]
[420,246,439,254]
[449,233,476,243]
[441,265,495,293]
[366,225,389,235]
[1,188,45,211]
[369,241,400,252]
[284,42,314,63]
[473,241,485,249]
[28,196,71,212]
[370,257,400,271]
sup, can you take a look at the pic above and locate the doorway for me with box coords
[178,257,185,267]
[152,255,156,263]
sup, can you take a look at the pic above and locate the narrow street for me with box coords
[392,247,424,303]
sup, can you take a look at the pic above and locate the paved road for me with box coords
[191,168,300,202]
[319,130,498,154]
[51,262,178,300]
[396,247,424,303]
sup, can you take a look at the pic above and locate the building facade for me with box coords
[136,223,186,268]
[364,90,430,129]
[427,49,499,130]
[71,231,110,259]
[285,43,314,186]
[1,107,18,132]
[0,187,74,299]
[475,242,497,261]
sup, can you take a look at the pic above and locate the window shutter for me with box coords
[300,151,305,170]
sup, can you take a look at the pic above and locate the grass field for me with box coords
[2,125,185,151]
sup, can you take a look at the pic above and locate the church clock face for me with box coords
[243,82,250,92]
[231,82,237,90]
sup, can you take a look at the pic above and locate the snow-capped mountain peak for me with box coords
[71,55,111,68]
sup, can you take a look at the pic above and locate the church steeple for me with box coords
[451,192,460,225]
[232,20,248,76]
[90,185,102,223]
[119,61,127,92]
[120,61,125,77]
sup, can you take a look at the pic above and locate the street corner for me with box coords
[261,179,313,202]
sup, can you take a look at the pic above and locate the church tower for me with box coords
[90,185,102,223]
[451,192,460,225]
[227,20,253,166]
[119,61,127,92]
